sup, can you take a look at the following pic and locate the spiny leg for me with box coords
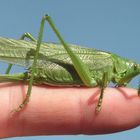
[15,14,96,112]
[5,33,36,74]
[95,72,108,113]
[0,73,27,82]
[20,32,36,41]
[95,87,104,113]
[43,15,95,86]
[5,64,13,74]
[14,16,49,111]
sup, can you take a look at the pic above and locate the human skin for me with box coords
[0,83,140,138]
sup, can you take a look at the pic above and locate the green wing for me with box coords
[0,37,114,85]
[0,37,113,75]
[0,37,113,71]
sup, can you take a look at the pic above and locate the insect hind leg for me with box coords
[5,32,36,74]
[42,15,95,87]
[14,14,95,112]
[20,32,36,41]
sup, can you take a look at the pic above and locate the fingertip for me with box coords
[79,87,140,134]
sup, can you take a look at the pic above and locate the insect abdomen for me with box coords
[33,61,84,86]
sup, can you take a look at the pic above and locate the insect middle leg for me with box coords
[95,72,108,113]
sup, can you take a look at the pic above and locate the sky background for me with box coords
[0,0,140,139]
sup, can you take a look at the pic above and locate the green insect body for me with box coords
[0,37,139,87]
[0,15,139,112]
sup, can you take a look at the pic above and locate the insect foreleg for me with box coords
[117,72,140,96]
[117,72,139,86]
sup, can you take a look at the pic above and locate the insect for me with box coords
[0,15,140,113]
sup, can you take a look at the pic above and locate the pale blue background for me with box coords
[0,0,140,139]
